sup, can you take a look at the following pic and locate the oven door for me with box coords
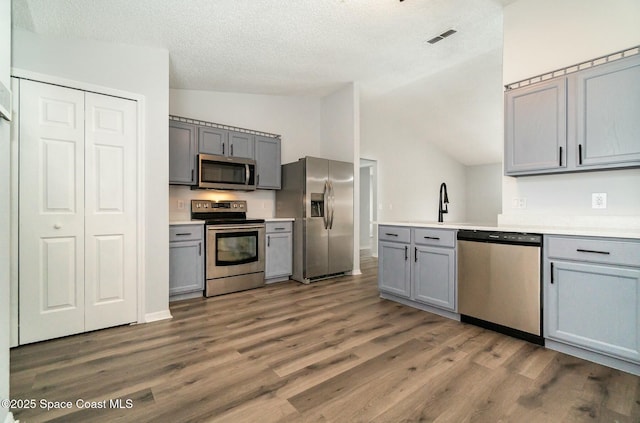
[207,224,265,279]
[198,154,256,190]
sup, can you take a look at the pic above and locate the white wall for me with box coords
[465,163,502,225]
[0,0,10,420]
[168,89,325,220]
[320,83,360,273]
[170,89,323,164]
[361,99,467,223]
[502,0,640,221]
[12,28,171,318]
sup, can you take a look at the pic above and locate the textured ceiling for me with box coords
[12,0,514,165]
[12,0,511,97]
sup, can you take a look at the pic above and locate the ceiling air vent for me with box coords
[427,29,457,45]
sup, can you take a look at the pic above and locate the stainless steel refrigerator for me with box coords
[276,157,353,283]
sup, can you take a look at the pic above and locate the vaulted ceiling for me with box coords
[12,0,515,164]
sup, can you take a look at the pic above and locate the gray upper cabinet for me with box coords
[198,127,227,156]
[228,131,255,159]
[505,78,567,175]
[169,120,197,185]
[505,54,640,176]
[572,55,640,169]
[255,135,281,189]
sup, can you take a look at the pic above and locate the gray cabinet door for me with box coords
[265,232,292,279]
[546,260,640,363]
[505,78,567,175]
[169,120,197,185]
[378,240,411,298]
[198,126,228,155]
[413,246,455,311]
[229,131,255,159]
[572,55,640,169]
[255,135,281,189]
[169,240,204,295]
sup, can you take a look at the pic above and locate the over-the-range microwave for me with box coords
[195,154,256,190]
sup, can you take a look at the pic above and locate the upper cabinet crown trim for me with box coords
[169,115,280,139]
[505,45,640,91]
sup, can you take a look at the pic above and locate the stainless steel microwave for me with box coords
[197,154,257,190]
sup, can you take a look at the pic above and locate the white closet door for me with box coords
[19,80,86,344]
[84,92,137,331]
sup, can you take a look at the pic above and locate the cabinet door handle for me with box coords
[257,174,260,185]
[231,144,234,156]
[175,233,191,236]
[550,262,554,284]
[222,143,225,155]
[385,233,398,237]
[404,246,408,261]
[274,227,286,231]
[191,169,194,182]
[424,236,440,240]
[415,247,418,262]
[578,144,583,165]
[267,235,270,247]
[577,248,610,255]
[199,242,202,256]
[559,146,563,167]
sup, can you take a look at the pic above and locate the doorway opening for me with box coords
[359,158,377,257]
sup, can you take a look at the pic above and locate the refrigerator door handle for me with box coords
[323,180,329,229]
[329,181,335,229]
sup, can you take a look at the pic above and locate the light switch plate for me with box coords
[592,193,607,209]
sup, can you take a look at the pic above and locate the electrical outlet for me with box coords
[592,193,607,209]
[177,200,185,210]
[512,197,527,209]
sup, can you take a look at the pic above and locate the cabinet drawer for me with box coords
[413,228,456,248]
[546,236,640,267]
[266,221,292,233]
[379,226,410,243]
[170,225,203,242]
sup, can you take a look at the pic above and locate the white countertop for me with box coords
[169,220,205,226]
[376,216,640,240]
[264,217,295,222]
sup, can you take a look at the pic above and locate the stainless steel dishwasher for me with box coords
[457,230,543,345]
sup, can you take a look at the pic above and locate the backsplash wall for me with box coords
[169,186,276,221]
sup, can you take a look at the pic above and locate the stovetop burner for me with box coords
[191,199,264,225]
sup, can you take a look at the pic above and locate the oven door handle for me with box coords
[207,225,265,231]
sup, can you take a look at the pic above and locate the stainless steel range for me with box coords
[191,200,265,297]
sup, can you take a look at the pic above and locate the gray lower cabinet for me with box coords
[412,228,456,311]
[255,135,281,189]
[377,226,411,299]
[505,54,640,176]
[169,224,204,297]
[169,121,197,185]
[545,235,640,365]
[265,222,292,281]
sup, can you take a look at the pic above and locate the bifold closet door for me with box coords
[19,80,86,344]
[19,80,138,344]
[84,92,137,331]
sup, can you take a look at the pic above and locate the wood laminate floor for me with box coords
[10,254,640,422]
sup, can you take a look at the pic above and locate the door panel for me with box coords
[84,92,137,331]
[328,160,353,275]
[304,157,329,278]
[19,79,85,344]
[199,127,227,155]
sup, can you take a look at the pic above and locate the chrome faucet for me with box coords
[438,182,449,223]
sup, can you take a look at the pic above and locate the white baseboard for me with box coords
[4,411,17,423]
[349,269,362,276]
[144,309,173,323]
